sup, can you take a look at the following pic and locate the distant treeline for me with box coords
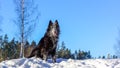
[56,42,92,59]
[0,34,118,62]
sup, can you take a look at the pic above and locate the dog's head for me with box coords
[46,20,60,38]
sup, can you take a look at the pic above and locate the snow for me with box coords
[0,57,120,68]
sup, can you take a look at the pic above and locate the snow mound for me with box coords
[0,57,120,68]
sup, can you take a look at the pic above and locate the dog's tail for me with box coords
[27,47,40,58]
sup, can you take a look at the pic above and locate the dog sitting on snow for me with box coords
[28,20,60,62]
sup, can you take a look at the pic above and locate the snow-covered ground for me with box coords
[0,57,120,68]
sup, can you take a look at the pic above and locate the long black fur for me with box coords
[27,20,60,62]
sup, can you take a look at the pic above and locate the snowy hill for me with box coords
[0,57,120,68]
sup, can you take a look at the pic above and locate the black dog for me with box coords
[28,20,60,62]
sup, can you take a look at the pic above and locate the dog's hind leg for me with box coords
[43,54,47,61]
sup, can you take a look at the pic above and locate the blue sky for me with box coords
[0,0,120,57]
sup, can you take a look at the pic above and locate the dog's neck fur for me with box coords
[44,20,60,49]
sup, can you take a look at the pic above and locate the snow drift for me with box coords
[0,57,120,68]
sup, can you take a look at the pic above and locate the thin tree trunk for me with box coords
[20,0,24,58]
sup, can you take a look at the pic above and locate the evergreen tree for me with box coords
[57,41,72,59]
[74,50,78,59]
[107,54,111,59]
[24,40,30,57]
[2,34,9,60]
[102,56,105,59]
[113,55,118,59]
[86,51,91,59]
[76,50,92,59]
[8,38,19,59]
[64,48,71,59]
[98,56,101,59]
[0,36,3,61]
[71,53,75,59]
[15,41,21,58]
[31,40,36,47]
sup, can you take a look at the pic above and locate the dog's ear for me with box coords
[55,20,59,27]
[49,20,53,26]
[55,20,58,24]
[48,20,53,29]
[55,20,60,34]
[47,20,53,32]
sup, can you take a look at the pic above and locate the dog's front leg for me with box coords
[43,52,48,61]
[52,55,56,63]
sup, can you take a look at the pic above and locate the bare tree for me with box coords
[13,0,39,58]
